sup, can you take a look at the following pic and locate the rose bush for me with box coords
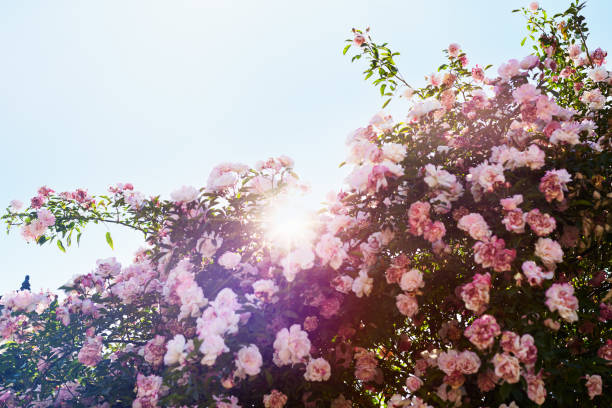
[1,1,611,407]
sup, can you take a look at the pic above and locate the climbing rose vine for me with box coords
[1,1,611,407]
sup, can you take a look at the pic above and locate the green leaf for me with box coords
[106,232,114,250]
[521,37,527,46]
[342,44,351,55]
[57,240,66,253]
[382,98,392,109]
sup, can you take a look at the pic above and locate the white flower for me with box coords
[235,344,263,376]
[218,251,241,269]
[170,185,199,203]
[304,357,331,381]
[164,334,186,366]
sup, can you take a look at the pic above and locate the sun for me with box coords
[263,194,317,249]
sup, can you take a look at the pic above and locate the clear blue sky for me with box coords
[1,0,610,294]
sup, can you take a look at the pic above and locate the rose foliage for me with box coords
[1,2,611,407]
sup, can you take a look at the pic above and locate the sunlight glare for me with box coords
[263,194,317,249]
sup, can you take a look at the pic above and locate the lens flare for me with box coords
[263,194,316,249]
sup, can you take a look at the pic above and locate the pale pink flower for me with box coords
[521,261,553,286]
[354,348,380,382]
[235,344,263,376]
[473,236,516,272]
[407,97,442,121]
[448,43,461,58]
[36,209,56,227]
[534,238,563,270]
[500,194,523,211]
[263,390,288,408]
[529,2,539,11]
[526,209,556,236]
[539,169,571,203]
[580,88,606,110]
[521,54,540,69]
[78,336,103,367]
[550,128,580,145]
[464,314,501,350]
[423,221,446,243]
[587,66,609,82]
[492,353,520,384]
[461,273,491,314]
[396,293,419,317]
[437,349,459,375]
[353,32,366,47]
[498,59,521,82]
[352,269,373,298]
[472,65,485,82]
[164,334,187,366]
[502,209,526,233]
[315,234,347,270]
[9,199,23,212]
[133,373,163,408]
[545,282,579,322]
[406,375,423,392]
[170,185,199,202]
[252,279,279,303]
[304,357,331,381]
[331,275,354,294]
[408,201,431,236]
[281,246,315,282]
[584,375,602,400]
[457,213,491,241]
[524,371,547,405]
[513,83,541,104]
[568,44,582,59]
[218,251,241,269]
[200,334,228,366]
[142,335,166,367]
[273,324,311,366]
[456,350,481,374]
[399,268,424,292]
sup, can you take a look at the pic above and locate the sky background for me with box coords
[1,0,610,294]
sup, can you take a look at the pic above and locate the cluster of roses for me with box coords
[1,1,611,407]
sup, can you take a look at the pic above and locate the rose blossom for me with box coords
[457,213,491,241]
[448,43,461,58]
[406,375,423,392]
[164,334,187,366]
[273,324,311,366]
[500,194,523,211]
[502,209,526,233]
[584,375,602,399]
[235,344,263,376]
[539,169,571,203]
[460,273,491,314]
[396,293,419,317]
[170,185,199,203]
[473,236,516,272]
[263,390,288,408]
[526,209,556,236]
[464,314,501,350]
[545,282,579,322]
[78,336,103,367]
[399,268,424,292]
[521,261,553,286]
[304,357,331,381]
[492,353,520,384]
[524,371,547,405]
[456,350,481,374]
[218,251,241,269]
[534,238,563,270]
